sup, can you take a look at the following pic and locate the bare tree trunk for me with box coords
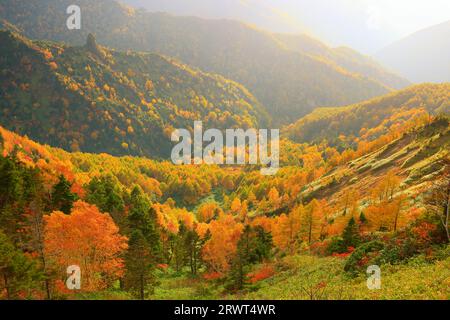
[30,200,52,300]
[393,211,399,232]
[4,274,10,300]
[140,274,144,300]
[393,199,403,232]
[193,247,197,276]
[444,187,450,242]
[308,218,313,245]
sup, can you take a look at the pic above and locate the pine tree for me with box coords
[253,226,273,263]
[0,155,22,210]
[86,175,125,227]
[0,231,42,299]
[227,225,272,291]
[124,230,158,300]
[127,186,162,261]
[0,155,23,239]
[228,245,248,291]
[0,155,44,240]
[359,212,368,224]
[50,175,77,214]
[228,253,247,291]
[342,217,360,248]
[185,227,209,276]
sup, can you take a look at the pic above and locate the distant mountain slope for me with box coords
[376,21,450,83]
[285,84,450,146]
[0,30,267,158]
[0,0,406,124]
[274,33,410,89]
[120,0,311,34]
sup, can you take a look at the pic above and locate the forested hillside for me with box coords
[0,0,448,302]
[285,84,450,148]
[0,0,408,123]
[0,113,448,299]
[0,30,267,157]
[274,33,410,90]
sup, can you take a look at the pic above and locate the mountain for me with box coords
[0,0,448,302]
[285,83,450,147]
[0,30,267,158]
[298,116,449,204]
[274,33,410,90]
[376,21,450,83]
[0,0,408,124]
[120,0,443,55]
[119,0,311,34]
[0,108,448,300]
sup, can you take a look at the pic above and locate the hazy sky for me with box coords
[265,0,450,52]
[123,0,450,53]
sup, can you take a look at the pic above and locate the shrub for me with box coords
[344,241,385,274]
[203,272,223,281]
[248,265,275,284]
[310,240,329,256]
[332,246,355,259]
[326,237,347,255]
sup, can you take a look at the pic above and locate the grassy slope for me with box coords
[100,253,448,300]
[234,254,450,300]
[300,118,449,204]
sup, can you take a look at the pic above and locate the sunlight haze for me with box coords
[123,0,450,53]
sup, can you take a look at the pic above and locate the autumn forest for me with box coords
[0,0,449,302]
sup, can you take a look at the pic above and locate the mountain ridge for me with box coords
[0,0,409,124]
[0,29,268,158]
[376,20,450,83]
[285,83,450,146]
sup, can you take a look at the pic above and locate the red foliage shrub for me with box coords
[203,272,223,281]
[248,265,275,284]
[157,264,169,270]
[357,256,370,267]
[332,246,355,258]
[412,222,437,244]
[54,279,73,295]
[315,281,327,290]
[309,240,329,256]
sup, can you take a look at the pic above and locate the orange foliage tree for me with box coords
[197,202,222,223]
[44,201,128,292]
[299,199,326,245]
[201,213,243,273]
[364,195,406,232]
[271,207,302,253]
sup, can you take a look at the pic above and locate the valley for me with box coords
[0,0,448,302]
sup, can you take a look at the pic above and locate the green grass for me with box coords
[149,252,450,300]
[72,290,132,300]
[229,255,450,300]
[72,252,450,300]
